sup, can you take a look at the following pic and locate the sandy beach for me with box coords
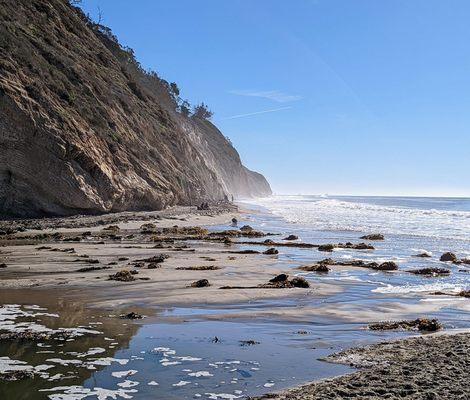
[1,203,469,399]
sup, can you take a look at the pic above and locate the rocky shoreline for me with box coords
[254,332,470,399]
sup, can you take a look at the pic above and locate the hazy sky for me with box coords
[80,0,470,197]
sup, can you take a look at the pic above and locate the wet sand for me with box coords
[255,331,470,399]
[2,204,470,399]
[0,205,339,312]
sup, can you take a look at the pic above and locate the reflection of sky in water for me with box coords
[2,201,470,399]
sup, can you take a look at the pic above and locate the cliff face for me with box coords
[0,0,271,217]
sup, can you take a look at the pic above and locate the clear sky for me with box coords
[80,0,470,197]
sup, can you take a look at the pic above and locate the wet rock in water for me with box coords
[440,252,458,262]
[299,264,330,273]
[147,263,160,269]
[263,239,275,245]
[108,261,118,266]
[263,248,279,255]
[269,274,289,283]
[108,270,136,282]
[120,312,143,319]
[461,258,470,265]
[240,225,253,232]
[347,242,375,250]
[118,257,129,261]
[375,261,398,271]
[458,290,470,298]
[131,262,145,268]
[240,340,260,346]
[360,234,385,240]
[414,252,432,258]
[283,234,299,241]
[318,244,335,252]
[0,263,7,268]
[290,276,310,288]
[407,267,450,276]
[85,259,100,264]
[369,318,441,332]
[190,279,210,288]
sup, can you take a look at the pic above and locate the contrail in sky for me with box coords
[222,106,292,120]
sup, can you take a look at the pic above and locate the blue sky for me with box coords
[80,0,470,197]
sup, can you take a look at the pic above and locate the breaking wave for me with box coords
[244,195,470,240]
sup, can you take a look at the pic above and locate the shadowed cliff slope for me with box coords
[0,0,271,217]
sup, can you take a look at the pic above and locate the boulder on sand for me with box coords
[283,234,299,241]
[263,248,279,255]
[190,279,210,288]
[290,276,310,288]
[108,270,136,282]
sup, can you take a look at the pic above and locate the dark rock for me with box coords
[138,254,169,263]
[414,252,432,258]
[85,259,100,264]
[240,225,253,232]
[229,249,260,254]
[231,218,238,225]
[76,266,111,272]
[263,248,279,255]
[299,264,330,273]
[118,257,129,261]
[283,234,299,241]
[190,279,210,288]
[240,340,260,346]
[360,234,385,240]
[147,263,160,269]
[369,318,441,332]
[318,244,335,252]
[375,261,398,271]
[176,266,220,270]
[407,267,450,276]
[0,263,7,268]
[440,252,458,262]
[108,270,136,282]
[269,274,289,283]
[290,276,310,288]
[120,312,143,319]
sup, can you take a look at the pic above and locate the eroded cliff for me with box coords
[0,0,271,217]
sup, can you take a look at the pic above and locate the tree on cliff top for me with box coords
[192,103,213,120]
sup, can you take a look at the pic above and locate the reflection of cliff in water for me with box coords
[0,289,140,400]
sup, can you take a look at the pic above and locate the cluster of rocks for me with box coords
[360,234,385,240]
[260,274,310,289]
[440,252,470,265]
[369,318,442,332]
[406,267,450,276]
[318,242,375,252]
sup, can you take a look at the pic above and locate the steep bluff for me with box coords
[0,0,271,217]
